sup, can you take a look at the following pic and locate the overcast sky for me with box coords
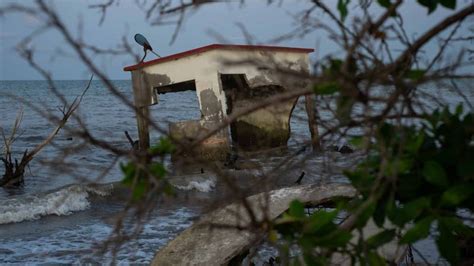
[0,0,472,80]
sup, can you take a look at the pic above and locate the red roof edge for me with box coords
[123,44,314,72]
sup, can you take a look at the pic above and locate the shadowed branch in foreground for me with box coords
[0,76,93,187]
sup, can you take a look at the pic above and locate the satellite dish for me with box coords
[134,33,161,62]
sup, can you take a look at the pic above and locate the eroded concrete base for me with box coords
[169,120,229,161]
[231,99,297,149]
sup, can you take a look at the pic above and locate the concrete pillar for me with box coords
[168,75,230,160]
[131,70,151,151]
[195,76,227,121]
[305,94,321,151]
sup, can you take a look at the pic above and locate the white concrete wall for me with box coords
[139,48,311,121]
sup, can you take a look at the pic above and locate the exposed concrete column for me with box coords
[167,74,230,161]
[194,75,226,122]
[305,94,321,151]
[131,70,151,151]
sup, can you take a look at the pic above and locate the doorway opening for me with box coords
[152,79,201,123]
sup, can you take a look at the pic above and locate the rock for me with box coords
[338,145,354,154]
[151,184,357,266]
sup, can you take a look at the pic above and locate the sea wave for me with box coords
[0,184,113,225]
[173,178,216,192]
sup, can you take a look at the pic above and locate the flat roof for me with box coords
[123,44,314,71]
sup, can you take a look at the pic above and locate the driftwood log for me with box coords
[152,183,358,265]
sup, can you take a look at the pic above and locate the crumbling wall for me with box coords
[221,74,298,150]
[133,48,311,156]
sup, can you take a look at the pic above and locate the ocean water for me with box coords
[0,80,316,264]
[0,80,211,263]
[0,80,472,264]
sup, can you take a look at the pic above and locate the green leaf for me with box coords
[301,251,321,266]
[367,251,386,266]
[437,222,460,264]
[275,213,301,225]
[390,197,430,226]
[400,216,433,244]
[120,162,136,185]
[439,0,456,9]
[397,174,424,201]
[329,58,343,69]
[315,230,352,247]
[349,136,365,148]
[455,104,463,116]
[356,202,376,228]
[289,200,305,218]
[422,160,449,187]
[385,158,413,176]
[149,137,175,155]
[337,0,351,21]
[346,170,375,193]
[367,229,396,249]
[313,82,340,95]
[309,257,329,266]
[162,182,176,196]
[457,158,474,179]
[440,184,474,206]
[407,132,425,153]
[377,0,392,8]
[132,179,147,200]
[439,217,474,235]
[373,196,390,227]
[405,69,426,81]
[417,0,439,14]
[397,158,414,174]
[322,58,343,76]
[150,162,166,178]
[378,123,394,142]
[268,230,279,243]
[306,210,338,234]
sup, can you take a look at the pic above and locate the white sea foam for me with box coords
[0,207,196,264]
[0,184,113,225]
[174,178,216,192]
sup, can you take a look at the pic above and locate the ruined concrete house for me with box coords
[124,44,313,159]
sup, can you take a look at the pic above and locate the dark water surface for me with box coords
[0,80,315,264]
[0,80,471,264]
